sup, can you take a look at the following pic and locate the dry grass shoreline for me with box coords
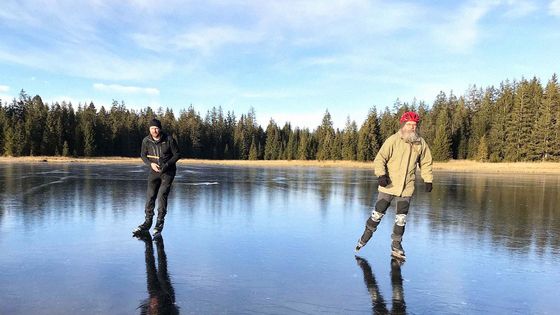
[1,156,559,174]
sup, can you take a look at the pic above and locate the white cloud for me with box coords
[0,85,13,103]
[93,83,160,96]
[550,0,560,16]
[0,47,173,82]
[133,26,263,54]
[432,1,500,52]
[503,0,538,17]
[431,0,542,52]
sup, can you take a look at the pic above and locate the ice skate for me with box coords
[390,241,406,260]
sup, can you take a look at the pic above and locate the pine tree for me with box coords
[357,109,381,161]
[432,108,452,161]
[82,103,97,157]
[249,137,258,160]
[467,87,495,159]
[62,141,70,157]
[25,95,47,156]
[451,97,469,159]
[476,135,489,162]
[0,102,5,156]
[332,129,343,160]
[379,106,396,142]
[530,76,555,160]
[96,106,111,156]
[264,119,280,160]
[489,81,514,162]
[342,117,358,160]
[298,129,310,160]
[506,78,539,161]
[285,128,299,160]
[62,103,77,157]
[317,110,335,160]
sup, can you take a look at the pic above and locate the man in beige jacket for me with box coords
[355,112,433,259]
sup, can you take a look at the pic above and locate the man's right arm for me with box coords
[373,137,393,177]
[140,138,151,166]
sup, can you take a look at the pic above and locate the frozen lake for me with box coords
[1,163,559,314]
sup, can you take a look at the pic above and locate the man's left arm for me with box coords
[161,137,180,172]
[419,140,433,192]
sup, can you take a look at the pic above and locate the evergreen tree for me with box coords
[332,129,343,160]
[0,101,5,155]
[424,91,447,147]
[177,106,203,158]
[506,78,536,161]
[489,81,514,162]
[284,126,299,160]
[25,95,47,156]
[476,135,489,162]
[357,109,381,161]
[82,102,97,157]
[96,106,111,156]
[62,141,70,157]
[342,117,358,160]
[451,97,469,159]
[264,119,280,160]
[298,129,310,160]
[249,137,258,160]
[432,108,452,161]
[39,102,64,155]
[223,111,236,159]
[530,77,553,160]
[317,110,335,160]
[467,87,495,159]
[62,103,77,157]
[379,106,396,142]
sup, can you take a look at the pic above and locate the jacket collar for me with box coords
[149,132,167,144]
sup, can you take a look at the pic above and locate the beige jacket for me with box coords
[373,131,433,197]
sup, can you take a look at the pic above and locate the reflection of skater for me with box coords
[355,256,406,314]
[355,112,433,259]
[134,118,180,239]
[136,234,180,315]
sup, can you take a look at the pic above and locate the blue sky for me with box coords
[1,0,560,128]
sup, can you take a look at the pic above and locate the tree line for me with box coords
[1,75,559,162]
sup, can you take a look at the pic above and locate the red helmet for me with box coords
[400,111,420,123]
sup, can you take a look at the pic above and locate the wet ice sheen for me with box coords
[0,163,559,314]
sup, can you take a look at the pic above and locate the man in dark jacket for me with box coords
[133,118,180,239]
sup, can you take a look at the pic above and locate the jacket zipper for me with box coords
[401,143,412,197]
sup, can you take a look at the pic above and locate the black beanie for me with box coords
[149,118,162,129]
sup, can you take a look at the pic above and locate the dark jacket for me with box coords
[141,132,180,174]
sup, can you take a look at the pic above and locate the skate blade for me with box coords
[132,229,150,236]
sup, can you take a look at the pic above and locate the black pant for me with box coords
[139,236,179,314]
[144,170,175,230]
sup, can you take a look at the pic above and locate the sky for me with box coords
[1,0,560,129]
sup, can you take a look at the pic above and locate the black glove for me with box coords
[425,182,433,192]
[378,175,391,187]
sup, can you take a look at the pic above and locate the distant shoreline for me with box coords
[1,156,559,174]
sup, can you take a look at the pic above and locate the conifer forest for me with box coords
[1,75,559,162]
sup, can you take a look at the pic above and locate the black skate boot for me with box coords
[152,219,164,241]
[391,241,406,260]
[152,228,162,241]
[132,217,153,236]
[355,213,383,252]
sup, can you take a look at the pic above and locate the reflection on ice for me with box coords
[0,163,558,314]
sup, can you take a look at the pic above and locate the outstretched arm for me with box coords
[419,140,433,184]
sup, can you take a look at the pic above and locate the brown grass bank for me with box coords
[0,157,559,174]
